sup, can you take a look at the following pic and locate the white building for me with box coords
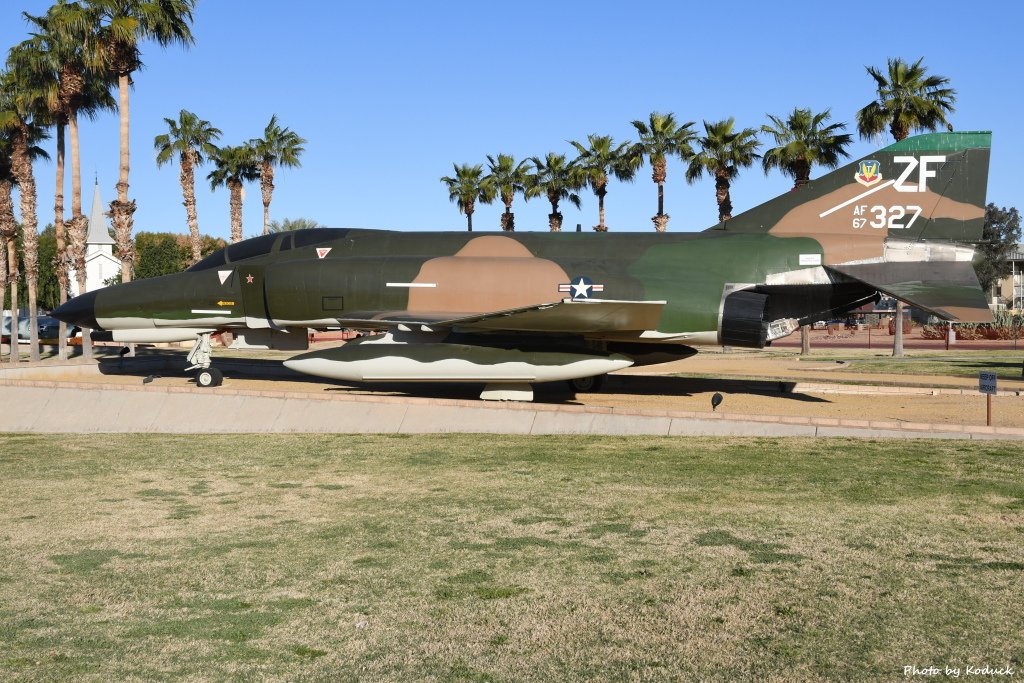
[995,245,1024,311]
[69,180,121,296]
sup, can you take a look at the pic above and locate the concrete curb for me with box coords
[1,378,1020,440]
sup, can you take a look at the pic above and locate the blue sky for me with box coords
[2,0,1021,242]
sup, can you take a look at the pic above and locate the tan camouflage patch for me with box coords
[408,236,570,313]
[770,183,984,264]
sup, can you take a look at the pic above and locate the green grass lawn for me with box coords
[1,434,1022,681]
[806,352,1024,385]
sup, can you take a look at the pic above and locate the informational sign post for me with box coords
[979,371,998,426]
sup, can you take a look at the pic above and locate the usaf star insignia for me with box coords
[558,276,605,300]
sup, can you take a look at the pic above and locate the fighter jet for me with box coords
[53,131,993,400]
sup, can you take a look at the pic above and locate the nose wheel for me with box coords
[195,366,224,388]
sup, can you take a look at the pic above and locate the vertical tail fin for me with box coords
[712,131,991,244]
[715,131,993,322]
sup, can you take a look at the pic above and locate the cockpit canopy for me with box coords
[186,229,352,271]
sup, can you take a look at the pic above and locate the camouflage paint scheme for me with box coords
[54,132,992,391]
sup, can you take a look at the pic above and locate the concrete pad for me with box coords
[0,382,1020,440]
[154,392,251,432]
[398,405,535,434]
[529,410,602,435]
[22,386,171,433]
[85,389,170,433]
[585,414,673,436]
[227,395,287,433]
[0,385,56,431]
[669,419,817,437]
[21,387,112,433]
[274,398,408,433]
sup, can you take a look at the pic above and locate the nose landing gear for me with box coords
[186,332,223,387]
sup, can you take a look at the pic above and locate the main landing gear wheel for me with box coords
[568,374,605,393]
[195,367,223,388]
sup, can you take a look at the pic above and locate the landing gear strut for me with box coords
[186,332,223,387]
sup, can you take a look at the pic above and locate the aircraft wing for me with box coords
[334,299,666,334]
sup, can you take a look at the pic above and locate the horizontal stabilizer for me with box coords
[828,262,992,323]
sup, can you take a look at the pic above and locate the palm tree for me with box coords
[525,153,582,232]
[91,0,196,283]
[856,57,956,359]
[761,108,852,190]
[249,115,306,236]
[484,154,531,232]
[569,134,640,232]
[630,112,696,231]
[686,118,761,223]
[761,108,853,355]
[440,163,493,232]
[856,57,956,143]
[0,129,15,363]
[0,70,51,362]
[21,1,114,361]
[9,24,114,360]
[268,217,322,232]
[154,109,221,264]
[208,144,260,244]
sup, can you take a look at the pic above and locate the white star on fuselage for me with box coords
[570,278,591,299]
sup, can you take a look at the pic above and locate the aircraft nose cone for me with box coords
[52,290,100,329]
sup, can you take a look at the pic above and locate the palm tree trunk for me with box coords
[501,202,514,232]
[12,125,41,362]
[466,210,473,232]
[0,182,13,362]
[5,237,18,365]
[181,154,201,264]
[111,72,136,285]
[229,180,243,243]
[594,183,607,232]
[548,197,562,232]
[652,159,669,231]
[68,113,91,360]
[260,162,273,236]
[892,301,905,357]
[794,159,811,190]
[55,121,69,361]
[652,159,667,209]
[800,325,810,355]
[0,234,6,362]
[715,170,733,222]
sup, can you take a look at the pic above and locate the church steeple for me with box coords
[86,179,115,246]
